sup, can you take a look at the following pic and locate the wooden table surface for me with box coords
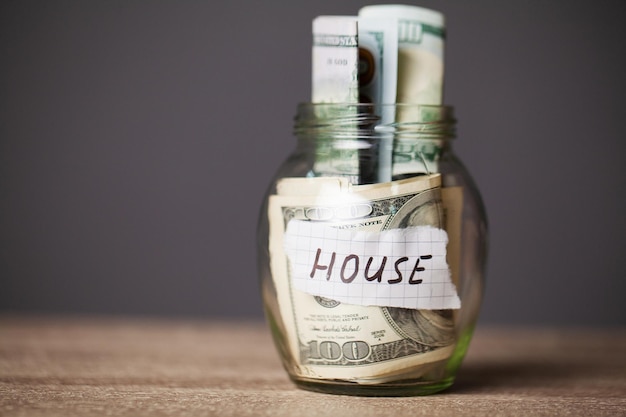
[1,315,625,416]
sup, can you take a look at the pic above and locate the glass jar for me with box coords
[257,103,488,396]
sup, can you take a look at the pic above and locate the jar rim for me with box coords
[294,103,456,140]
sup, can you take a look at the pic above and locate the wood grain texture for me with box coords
[1,315,625,416]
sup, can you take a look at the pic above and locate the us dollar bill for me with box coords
[310,16,362,182]
[358,5,445,106]
[311,16,359,104]
[268,174,461,382]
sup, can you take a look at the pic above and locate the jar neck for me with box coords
[294,104,455,183]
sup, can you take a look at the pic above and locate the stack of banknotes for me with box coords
[311,4,447,183]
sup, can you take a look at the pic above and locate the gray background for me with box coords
[1,0,625,325]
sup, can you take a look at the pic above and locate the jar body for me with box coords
[257,104,487,396]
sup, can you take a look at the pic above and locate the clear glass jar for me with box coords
[257,103,487,396]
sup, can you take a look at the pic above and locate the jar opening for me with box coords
[294,103,456,140]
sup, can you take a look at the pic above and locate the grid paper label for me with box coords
[284,220,460,310]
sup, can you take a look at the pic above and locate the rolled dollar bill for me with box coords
[311,16,359,103]
[359,6,446,176]
[310,16,362,182]
[358,4,445,105]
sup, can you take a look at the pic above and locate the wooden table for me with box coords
[1,315,625,416]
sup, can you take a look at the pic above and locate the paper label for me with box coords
[284,221,460,310]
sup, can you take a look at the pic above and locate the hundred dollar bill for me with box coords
[268,174,461,382]
[358,5,445,105]
[311,16,359,104]
[311,16,361,182]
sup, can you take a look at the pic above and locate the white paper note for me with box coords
[284,220,460,310]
